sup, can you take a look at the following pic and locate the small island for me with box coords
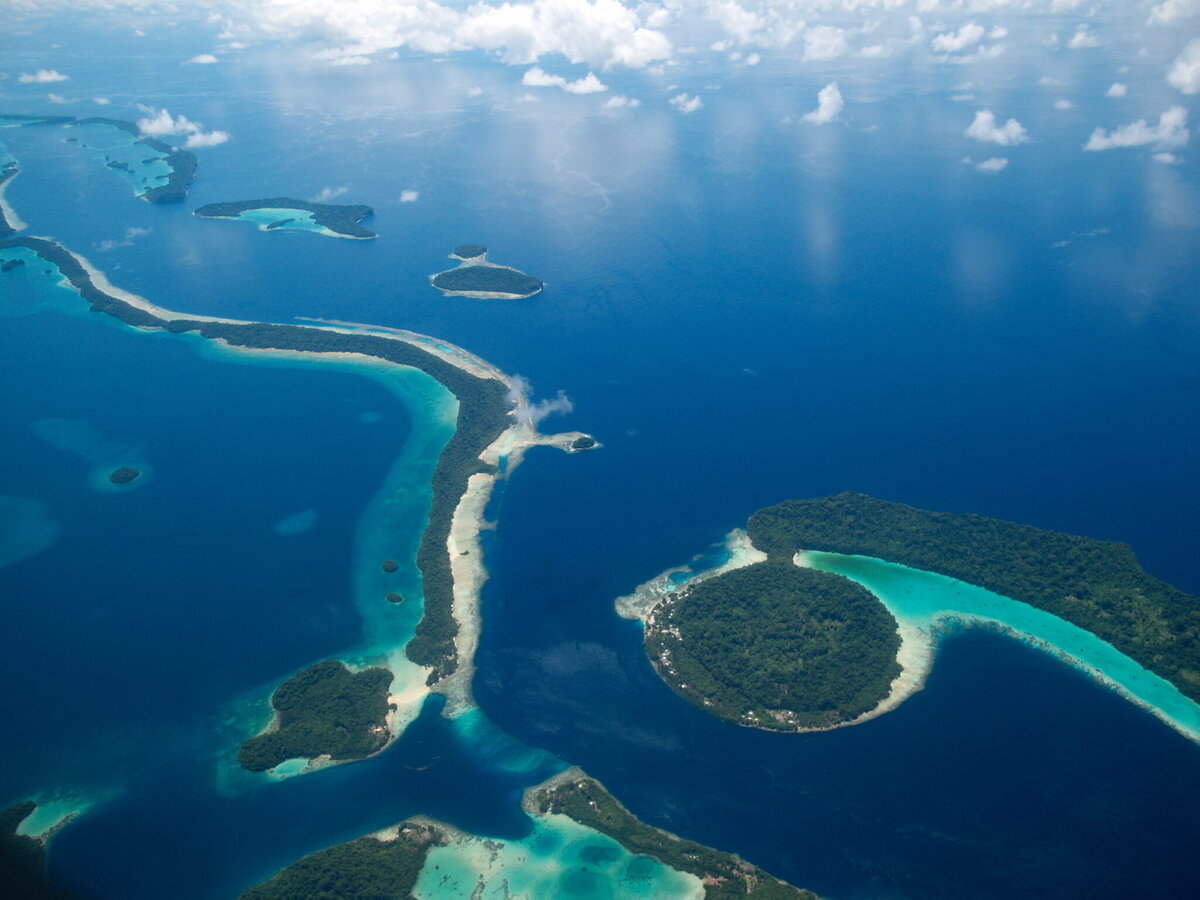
[385,592,405,604]
[107,466,141,485]
[1,258,24,271]
[530,771,817,900]
[1,803,46,896]
[238,821,444,900]
[430,245,543,299]
[380,558,399,573]
[569,435,597,451]
[237,660,394,773]
[194,198,376,239]
[646,560,901,730]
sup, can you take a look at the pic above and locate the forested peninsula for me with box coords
[194,198,376,239]
[646,561,901,730]
[748,492,1200,703]
[0,115,197,203]
[0,235,512,686]
[237,660,393,772]
[530,771,818,900]
[238,822,443,900]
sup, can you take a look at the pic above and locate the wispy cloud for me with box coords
[975,157,1009,173]
[19,69,69,83]
[311,185,348,203]
[507,376,574,428]
[1084,106,1189,151]
[603,94,640,109]
[186,54,219,65]
[399,190,420,202]
[96,226,151,252]
[932,23,983,53]
[1107,83,1128,97]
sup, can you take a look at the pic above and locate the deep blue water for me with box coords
[2,12,1199,900]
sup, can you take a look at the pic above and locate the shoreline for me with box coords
[0,170,27,233]
[193,211,373,241]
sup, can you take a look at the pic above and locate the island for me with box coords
[237,660,393,772]
[106,466,141,485]
[1,803,45,892]
[380,558,399,573]
[0,160,20,237]
[238,821,444,900]
[0,234,586,711]
[194,198,376,239]
[569,435,597,450]
[646,560,901,730]
[1,257,24,271]
[747,492,1200,703]
[530,770,817,900]
[385,592,405,604]
[0,114,198,203]
[430,245,543,299]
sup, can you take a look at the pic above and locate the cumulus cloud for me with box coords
[312,186,348,202]
[522,66,608,93]
[1054,99,1074,110]
[249,0,671,70]
[1149,0,1200,25]
[932,22,983,53]
[506,376,573,428]
[48,93,76,104]
[93,97,111,105]
[603,94,640,108]
[802,81,843,125]
[19,69,69,83]
[1067,26,1103,49]
[136,107,230,148]
[745,52,760,66]
[186,54,219,64]
[976,157,1009,172]
[966,110,1030,146]
[1107,82,1128,97]
[803,25,848,62]
[399,189,420,202]
[1153,151,1181,163]
[669,92,703,113]
[1167,39,1200,94]
[1084,106,1189,151]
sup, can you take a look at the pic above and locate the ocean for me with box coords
[2,9,1199,899]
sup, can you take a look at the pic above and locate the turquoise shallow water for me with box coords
[414,814,701,900]
[221,208,334,237]
[804,551,1200,741]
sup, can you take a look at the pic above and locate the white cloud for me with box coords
[1084,106,1189,151]
[186,54,219,64]
[802,81,843,125]
[93,97,111,105]
[1153,152,1181,163]
[745,52,760,66]
[1067,26,1103,49]
[399,189,420,202]
[1149,0,1200,25]
[803,25,848,62]
[18,69,69,83]
[184,130,230,148]
[467,85,483,97]
[47,93,76,105]
[989,26,1009,40]
[312,186,349,202]
[966,110,1030,146]
[96,226,151,252]
[932,22,983,53]
[1107,82,1128,97]
[507,375,573,427]
[976,157,1009,172]
[136,107,230,148]
[522,66,608,93]
[603,94,641,108]
[1055,99,1074,109]
[669,92,703,113]
[1167,39,1200,94]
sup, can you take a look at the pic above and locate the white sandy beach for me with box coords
[0,172,28,232]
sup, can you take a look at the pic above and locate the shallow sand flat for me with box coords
[0,173,27,232]
[804,550,1200,743]
[615,528,768,622]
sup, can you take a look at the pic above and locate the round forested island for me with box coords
[645,560,900,731]
[107,466,141,485]
[570,435,597,451]
[381,559,399,573]
[452,243,488,259]
[386,592,405,604]
[431,265,543,298]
